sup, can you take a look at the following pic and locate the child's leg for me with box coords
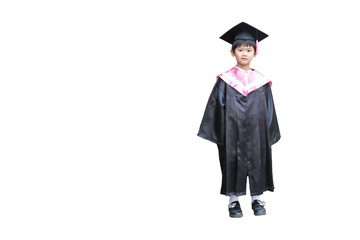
[251,195,266,216]
[229,195,238,204]
[251,195,261,203]
[228,195,242,218]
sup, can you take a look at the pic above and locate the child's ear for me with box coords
[230,49,235,57]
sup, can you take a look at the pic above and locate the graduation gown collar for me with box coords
[217,66,271,96]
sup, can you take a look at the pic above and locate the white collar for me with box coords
[235,65,252,73]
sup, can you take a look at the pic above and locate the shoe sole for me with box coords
[229,213,243,218]
[254,212,266,216]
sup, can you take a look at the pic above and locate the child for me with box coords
[197,22,280,218]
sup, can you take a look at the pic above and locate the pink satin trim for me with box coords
[217,67,271,96]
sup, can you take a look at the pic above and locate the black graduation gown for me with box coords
[197,78,280,196]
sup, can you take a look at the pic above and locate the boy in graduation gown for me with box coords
[197,22,281,218]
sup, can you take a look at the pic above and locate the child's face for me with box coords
[231,45,256,67]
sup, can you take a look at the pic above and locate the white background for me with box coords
[1,0,360,239]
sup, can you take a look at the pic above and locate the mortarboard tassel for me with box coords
[256,40,259,55]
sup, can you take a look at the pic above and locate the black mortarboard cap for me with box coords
[220,22,268,44]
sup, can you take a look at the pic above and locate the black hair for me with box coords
[231,39,256,53]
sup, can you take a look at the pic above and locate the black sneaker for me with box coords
[228,201,243,218]
[252,200,266,216]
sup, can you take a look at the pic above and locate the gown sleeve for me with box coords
[197,79,226,145]
[265,84,281,145]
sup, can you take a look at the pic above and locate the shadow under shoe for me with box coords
[228,201,243,218]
